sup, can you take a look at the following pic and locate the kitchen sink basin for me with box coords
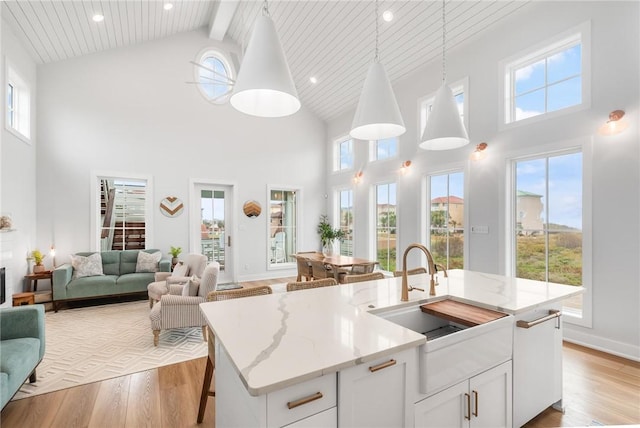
[373,299,514,395]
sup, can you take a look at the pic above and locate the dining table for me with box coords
[292,252,379,281]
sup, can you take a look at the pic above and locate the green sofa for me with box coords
[52,249,170,311]
[0,305,46,410]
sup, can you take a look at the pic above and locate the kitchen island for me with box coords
[200,269,583,427]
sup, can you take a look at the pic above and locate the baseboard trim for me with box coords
[238,270,296,282]
[563,328,640,362]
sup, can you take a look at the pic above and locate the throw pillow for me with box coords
[172,262,189,277]
[181,276,200,297]
[136,251,162,273]
[71,253,104,279]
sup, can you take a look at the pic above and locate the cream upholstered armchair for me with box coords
[150,261,219,346]
[147,253,208,307]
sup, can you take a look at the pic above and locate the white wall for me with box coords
[36,29,327,281]
[327,1,639,359]
[0,19,38,307]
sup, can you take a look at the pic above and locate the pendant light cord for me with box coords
[441,0,446,83]
[262,0,270,17]
[375,0,379,62]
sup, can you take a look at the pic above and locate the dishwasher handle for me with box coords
[516,310,561,329]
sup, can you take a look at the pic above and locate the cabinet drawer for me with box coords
[267,373,337,427]
[282,407,337,428]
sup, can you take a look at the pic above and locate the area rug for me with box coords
[14,300,206,399]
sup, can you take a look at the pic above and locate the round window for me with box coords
[195,49,234,104]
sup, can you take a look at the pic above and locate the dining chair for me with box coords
[197,285,273,423]
[350,263,377,274]
[309,259,348,283]
[295,256,313,282]
[343,272,385,284]
[393,267,428,277]
[286,278,338,292]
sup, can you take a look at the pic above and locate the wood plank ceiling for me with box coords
[2,0,529,123]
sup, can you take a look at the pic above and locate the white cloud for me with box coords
[515,59,544,81]
[515,107,543,121]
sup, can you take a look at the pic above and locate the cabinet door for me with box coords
[283,407,337,428]
[338,348,417,428]
[469,361,512,428]
[414,380,469,428]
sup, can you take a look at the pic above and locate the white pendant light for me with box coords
[350,0,405,141]
[230,1,300,118]
[420,0,469,150]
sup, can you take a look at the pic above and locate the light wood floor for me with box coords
[2,277,638,427]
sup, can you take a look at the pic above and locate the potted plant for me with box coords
[317,215,345,256]
[31,249,46,273]
[169,246,182,265]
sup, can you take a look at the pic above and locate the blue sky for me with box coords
[514,44,582,120]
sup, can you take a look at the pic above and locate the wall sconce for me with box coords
[470,142,488,161]
[598,110,628,136]
[400,160,412,175]
[353,171,363,184]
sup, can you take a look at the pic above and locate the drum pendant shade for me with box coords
[230,15,300,118]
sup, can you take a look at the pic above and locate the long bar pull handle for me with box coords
[227,236,231,247]
[369,359,396,372]
[472,390,478,417]
[464,393,471,420]
[287,392,323,410]
[516,310,561,329]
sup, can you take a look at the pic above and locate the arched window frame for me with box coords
[194,48,235,105]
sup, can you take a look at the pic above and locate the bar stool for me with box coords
[342,271,385,284]
[286,277,337,292]
[197,285,273,423]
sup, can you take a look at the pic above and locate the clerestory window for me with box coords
[500,22,590,126]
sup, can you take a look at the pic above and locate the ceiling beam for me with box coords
[208,1,239,41]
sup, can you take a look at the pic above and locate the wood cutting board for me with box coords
[420,299,507,327]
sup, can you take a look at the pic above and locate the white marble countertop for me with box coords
[200,269,583,396]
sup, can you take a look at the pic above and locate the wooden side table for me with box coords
[24,271,53,292]
[13,292,35,306]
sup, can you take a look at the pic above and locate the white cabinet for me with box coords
[339,348,417,428]
[216,345,337,428]
[415,361,512,428]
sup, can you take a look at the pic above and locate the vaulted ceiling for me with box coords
[2,0,530,122]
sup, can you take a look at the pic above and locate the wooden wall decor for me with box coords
[243,200,262,218]
[160,196,184,217]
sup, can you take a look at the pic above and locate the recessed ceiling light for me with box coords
[92,14,104,22]
[309,76,318,84]
[163,3,173,11]
[382,10,394,22]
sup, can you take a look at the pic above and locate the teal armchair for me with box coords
[0,305,46,409]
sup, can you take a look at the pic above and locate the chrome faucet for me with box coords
[401,243,447,301]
